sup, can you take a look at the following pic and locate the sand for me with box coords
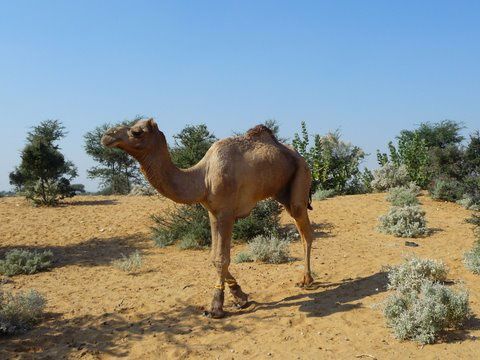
[0,193,478,359]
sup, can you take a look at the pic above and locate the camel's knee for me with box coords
[211,258,230,271]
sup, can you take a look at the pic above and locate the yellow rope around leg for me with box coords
[214,283,225,290]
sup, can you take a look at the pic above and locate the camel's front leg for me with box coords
[207,213,234,318]
[225,271,249,308]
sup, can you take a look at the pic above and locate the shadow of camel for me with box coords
[233,272,388,318]
[0,233,150,269]
[0,305,240,359]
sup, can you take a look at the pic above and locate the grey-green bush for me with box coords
[378,206,428,238]
[371,164,410,192]
[386,184,420,207]
[112,251,142,272]
[0,250,53,276]
[464,242,480,274]
[386,257,448,293]
[457,195,480,211]
[239,235,291,264]
[383,280,470,344]
[234,251,254,263]
[0,289,46,335]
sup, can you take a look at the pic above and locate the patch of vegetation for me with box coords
[378,206,428,238]
[235,235,291,264]
[0,288,46,335]
[233,200,282,240]
[0,250,53,276]
[383,257,471,344]
[112,251,143,273]
[386,256,448,292]
[383,280,470,344]
[292,121,368,194]
[429,178,464,202]
[371,163,410,192]
[9,120,79,206]
[386,184,420,207]
[234,251,254,263]
[152,204,211,249]
[464,243,480,274]
[312,188,336,201]
[457,194,480,211]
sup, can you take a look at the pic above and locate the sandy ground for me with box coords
[0,193,479,359]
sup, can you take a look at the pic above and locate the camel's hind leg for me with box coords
[288,163,314,287]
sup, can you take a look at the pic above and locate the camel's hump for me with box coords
[245,125,277,141]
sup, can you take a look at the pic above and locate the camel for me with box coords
[101,118,314,318]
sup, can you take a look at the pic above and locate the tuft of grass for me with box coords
[378,205,428,238]
[382,256,471,344]
[386,184,420,207]
[386,256,448,293]
[240,235,291,264]
[112,251,143,273]
[234,252,254,263]
[0,288,46,335]
[0,250,53,276]
[312,188,336,201]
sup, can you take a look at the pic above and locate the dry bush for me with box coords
[371,163,410,192]
[312,188,336,201]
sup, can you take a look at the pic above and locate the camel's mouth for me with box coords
[101,134,120,147]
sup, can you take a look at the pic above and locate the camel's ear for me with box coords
[147,118,158,131]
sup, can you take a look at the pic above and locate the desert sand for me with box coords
[0,193,478,359]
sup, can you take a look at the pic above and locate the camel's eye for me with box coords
[130,128,143,138]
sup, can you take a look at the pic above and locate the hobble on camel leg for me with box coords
[294,210,314,287]
[225,271,249,308]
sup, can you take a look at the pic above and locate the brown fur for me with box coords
[102,118,315,318]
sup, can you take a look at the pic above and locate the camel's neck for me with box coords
[137,140,206,205]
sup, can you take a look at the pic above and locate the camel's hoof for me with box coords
[203,309,226,319]
[296,274,314,288]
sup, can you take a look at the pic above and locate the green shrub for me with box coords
[234,252,254,263]
[386,257,448,293]
[429,178,464,202]
[233,200,282,241]
[0,250,53,276]
[112,251,142,272]
[243,235,291,264]
[383,280,470,344]
[371,164,410,192]
[386,184,420,207]
[312,188,336,201]
[129,184,157,196]
[378,206,428,238]
[151,200,283,249]
[0,289,46,335]
[151,204,211,248]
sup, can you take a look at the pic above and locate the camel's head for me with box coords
[101,118,161,156]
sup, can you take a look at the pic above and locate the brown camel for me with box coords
[101,118,314,318]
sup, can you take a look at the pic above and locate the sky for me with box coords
[1,1,479,191]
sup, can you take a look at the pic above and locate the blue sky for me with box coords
[1,1,479,191]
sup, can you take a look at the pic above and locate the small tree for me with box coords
[293,122,366,194]
[9,120,78,206]
[84,119,143,194]
[170,124,217,168]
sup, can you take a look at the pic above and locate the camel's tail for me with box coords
[307,188,313,210]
